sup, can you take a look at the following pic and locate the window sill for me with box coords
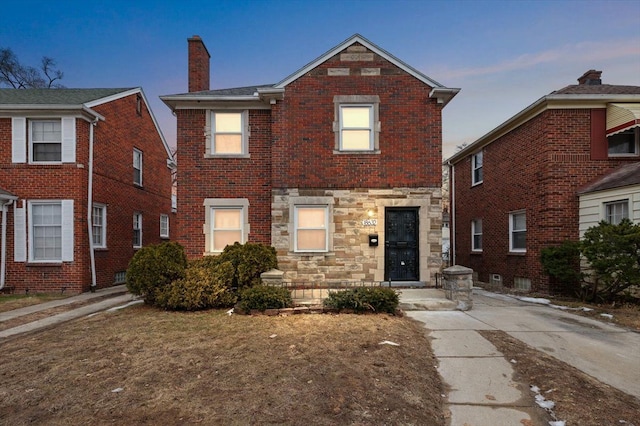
[27,262,63,267]
[471,181,483,187]
[607,154,638,158]
[290,251,334,256]
[471,250,483,254]
[508,251,526,256]
[160,236,170,240]
[204,154,250,159]
[333,150,380,155]
[94,247,108,252]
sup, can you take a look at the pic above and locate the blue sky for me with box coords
[2,0,639,158]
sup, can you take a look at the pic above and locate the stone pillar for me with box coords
[442,265,473,311]
[260,269,284,287]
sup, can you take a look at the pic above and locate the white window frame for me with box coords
[206,110,249,157]
[133,148,143,186]
[92,204,107,249]
[472,150,483,185]
[607,127,639,157]
[160,214,170,238]
[604,200,629,225]
[133,213,142,248]
[294,205,329,253]
[29,119,62,163]
[333,95,380,154]
[203,198,250,254]
[27,200,73,263]
[509,210,526,253]
[471,219,482,252]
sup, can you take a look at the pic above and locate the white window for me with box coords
[472,151,483,185]
[28,200,74,262]
[203,198,249,253]
[295,206,328,252]
[608,128,639,156]
[509,211,526,252]
[133,213,142,248]
[340,105,373,151]
[92,204,107,248]
[133,149,143,186]
[471,219,482,251]
[209,111,248,155]
[30,120,62,162]
[605,200,629,224]
[333,95,380,153]
[160,214,169,238]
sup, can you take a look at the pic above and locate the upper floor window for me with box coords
[11,117,76,164]
[509,210,526,253]
[605,200,629,224]
[608,128,639,156]
[133,148,143,186]
[160,214,170,238]
[333,95,380,153]
[471,219,482,251]
[30,120,62,162]
[472,151,483,185]
[133,213,142,248]
[92,204,107,248]
[207,111,248,156]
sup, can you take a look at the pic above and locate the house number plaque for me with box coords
[362,219,377,226]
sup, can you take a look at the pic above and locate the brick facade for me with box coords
[164,35,458,286]
[0,90,174,293]
[450,77,640,293]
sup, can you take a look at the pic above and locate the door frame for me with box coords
[384,206,420,281]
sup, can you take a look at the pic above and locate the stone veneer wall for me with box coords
[271,187,442,285]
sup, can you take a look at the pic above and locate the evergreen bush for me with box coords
[323,287,399,313]
[237,285,293,312]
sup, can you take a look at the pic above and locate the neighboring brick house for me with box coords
[447,70,640,293]
[161,34,459,286]
[0,88,175,293]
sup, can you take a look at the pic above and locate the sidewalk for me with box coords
[0,285,138,339]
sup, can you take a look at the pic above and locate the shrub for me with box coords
[581,219,640,302]
[540,240,585,297]
[155,259,237,311]
[217,243,278,289]
[126,242,187,305]
[323,287,399,313]
[237,285,293,312]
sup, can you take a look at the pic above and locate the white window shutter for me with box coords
[11,117,27,163]
[13,204,26,262]
[61,200,74,261]
[61,117,76,163]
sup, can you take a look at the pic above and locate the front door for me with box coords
[385,207,419,281]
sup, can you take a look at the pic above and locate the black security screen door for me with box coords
[385,207,419,281]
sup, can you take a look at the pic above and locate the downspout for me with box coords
[87,119,98,291]
[0,199,15,290]
[448,161,456,266]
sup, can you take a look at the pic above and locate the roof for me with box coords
[447,80,640,164]
[0,88,135,105]
[161,34,459,108]
[578,162,640,194]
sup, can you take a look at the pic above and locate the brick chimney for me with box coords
[188,35,210,92]
[577,69,602,85]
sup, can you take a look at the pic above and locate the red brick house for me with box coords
[447,70,640,293]
[161,34,459,286]
[0,88,175,293]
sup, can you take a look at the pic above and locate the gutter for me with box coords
[87,119,98,291]
[446,160,456,266]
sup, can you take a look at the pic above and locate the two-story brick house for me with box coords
[447,70,640,293]
[161,34,459,286]
[0,88,175,293]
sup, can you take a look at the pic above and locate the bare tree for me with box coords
[0,48,64,88]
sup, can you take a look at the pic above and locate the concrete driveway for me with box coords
[410,289,640,399]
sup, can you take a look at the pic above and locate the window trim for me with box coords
[509,210,526,253]
[471,150,483,186]
[133,148,143,186]
[160,214,170,238]
[604,199,629,224]
[471,218,483,252]
[206,110,250,158]
[203,198,250,254]
[29,119,62,164]
[333,95,380,154]
[607,127,640,157]
[288,196,334,254]
[92,204,107,249]
[27,200,73,263]
[133,212,142,249]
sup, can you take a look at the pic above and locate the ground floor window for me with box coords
[27,200,73,262]
[604,200,629,224]
[92,204,106,248]
[471,218,482,251]
[509,210,526,252]
[295,206,328,252]
[133,213,142,248]
[203,198,249,253]
[160,214,169,238]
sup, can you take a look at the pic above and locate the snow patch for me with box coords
[518,297,551,305]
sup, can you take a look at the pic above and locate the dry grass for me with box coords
[0,294,69,313]
[0,305,445,425]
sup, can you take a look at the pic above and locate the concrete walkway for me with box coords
[0,285,138,339]
[406,289,640,425]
